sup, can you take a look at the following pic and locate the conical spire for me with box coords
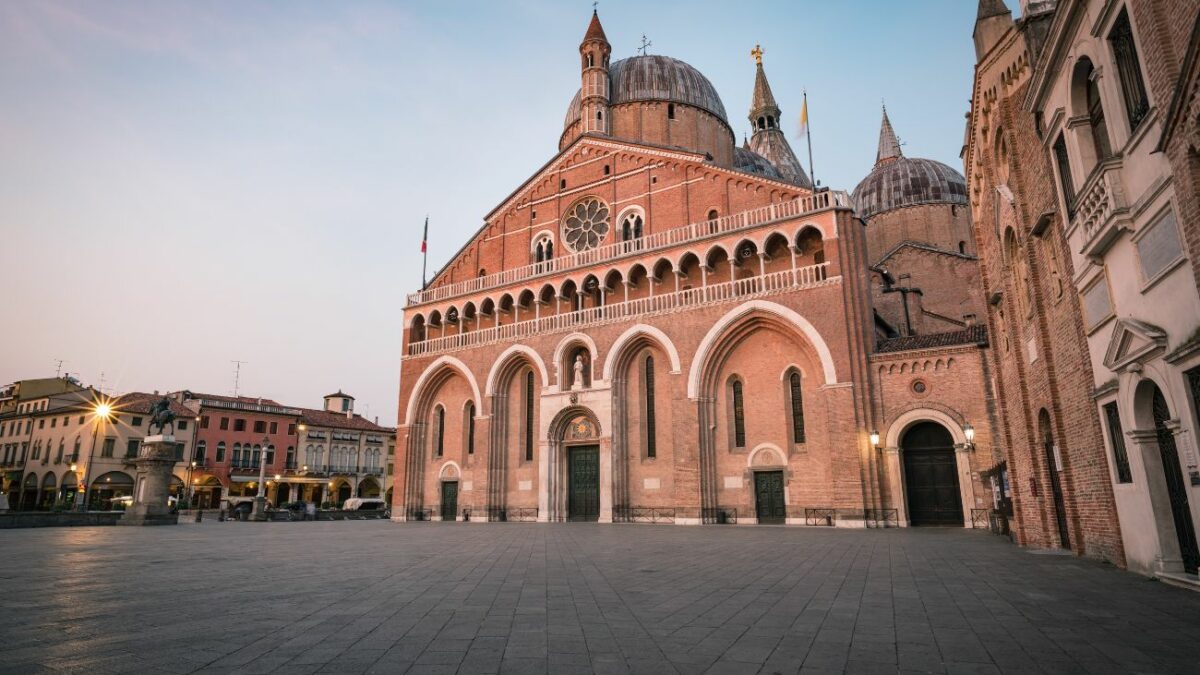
[876,104,902,164]
[583,9,608,44]
[748,45,780,121]
[745,45,811,188]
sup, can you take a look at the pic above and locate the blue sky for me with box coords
[0,1,986,424]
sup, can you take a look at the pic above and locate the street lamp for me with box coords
[963,423,976,450]
[77,400,113,511]
[252,435,270,520]
[869,429,880,450]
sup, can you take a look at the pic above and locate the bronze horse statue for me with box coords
[147,397,177,436]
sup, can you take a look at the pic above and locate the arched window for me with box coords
[731,378,746,449]
[195,441,206,462]
[643,355,657,458]
[621,211,644,242]
[216,442,226,463]
[1052,134,1076,216]
[667,103,675,120]
[465,401,476,456]
[252,445,261,468]
[524,370,535,462]
[586,53,594,68]
[534,236,554,264]
[72,437,80,461]
[316,445,324,468]
[286,445,294,469]
[435,407,445,458]
[1086,67,1112,161]
[596,110,602,122]
[232,443,242,468]
[1109,9,1149,130]
[707,209,719,222]
[788,371,805,444]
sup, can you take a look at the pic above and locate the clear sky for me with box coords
[0,0,987,425]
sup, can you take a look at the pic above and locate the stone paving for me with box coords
[2,521,1200,674]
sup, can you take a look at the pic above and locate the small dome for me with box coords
[733,146,783,180]
[852,107,966,220]
[852,156,968,220]
[564,55,728,130]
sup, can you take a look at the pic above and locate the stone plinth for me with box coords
[118,435,180,526]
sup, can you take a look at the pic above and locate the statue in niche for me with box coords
[572,354,586,391]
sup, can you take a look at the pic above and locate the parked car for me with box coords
[342,497,388,512]
[110,495,178,511]
[221,496,272,517]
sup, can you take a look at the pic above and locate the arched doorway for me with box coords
[1038,410,1071,549]
[1150,385,1199,574]
[276,483,291,505]
[89,472,133,510]
[336,481,351,506]
[20,473,37,510]
[39,473,57,511]
[357,478,380,498]
[547,408,602,522]
[194,477,222,509]
[902,422,963,526]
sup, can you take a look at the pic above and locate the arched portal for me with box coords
[89,471,133,511]
[276,482,291,505]
[21,473,38,511]
[901,422,962,526]
[544,406,604,523]
[39,472,57,511]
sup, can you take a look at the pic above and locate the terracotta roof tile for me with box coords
[299,407,394,433]
[875,325,988,354]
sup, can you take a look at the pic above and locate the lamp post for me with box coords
[963,423,976,451]
[252,434,269,520]
[76,402,112,512]
[185,460,197,508]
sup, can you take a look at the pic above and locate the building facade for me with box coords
[969,0,1200,578]
[176,390,395,509]
[394,12,1005,528]
[0,383,196,511]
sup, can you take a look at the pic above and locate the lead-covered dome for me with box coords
[564,55,729,129]
[852,107,967,220]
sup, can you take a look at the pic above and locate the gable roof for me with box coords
[875,325,989,354]
[873,240,978,266]
[425,133,809,290]
[299,407,394,433]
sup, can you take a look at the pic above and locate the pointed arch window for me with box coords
[465,401,476,456]
[788,371,806,444]
[534,236,554,264]
[434,406,445,458]
[644,355,657,459]
[524,370,535,462]
[731,378,746,449]
[621,211,644,242]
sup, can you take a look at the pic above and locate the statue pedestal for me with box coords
[119,435,180,526]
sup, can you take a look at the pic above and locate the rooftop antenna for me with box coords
[231,360,247,397]
[638,34,652,56]
[54,359,64,378]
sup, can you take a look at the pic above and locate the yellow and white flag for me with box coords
[797,95,809,138]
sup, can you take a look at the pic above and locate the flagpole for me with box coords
[804,90,816,191]
[421,215,429,288]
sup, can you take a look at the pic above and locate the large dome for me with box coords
[564,55,729,129]
[852,156,968,221]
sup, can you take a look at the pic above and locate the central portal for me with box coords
[568,445,600,522]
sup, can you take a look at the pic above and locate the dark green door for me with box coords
[440,481,458,521]
[568,445,599,521]
[902,422,963,526]
[754,471,785,524]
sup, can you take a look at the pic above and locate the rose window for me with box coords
[562,198,610,252]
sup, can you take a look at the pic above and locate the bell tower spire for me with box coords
[746,45,811,188]
[579,10,611,136]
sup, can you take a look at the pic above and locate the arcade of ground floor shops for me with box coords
[187,472,389,509]
[1,467,187,512]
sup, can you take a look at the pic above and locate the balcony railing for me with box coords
[1072,159,1131,257]
[407,262,834,358]
[406,190,849,307]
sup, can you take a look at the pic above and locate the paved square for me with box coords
[2,522,1199,674]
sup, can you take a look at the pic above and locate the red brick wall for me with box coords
[966,32,1124,564]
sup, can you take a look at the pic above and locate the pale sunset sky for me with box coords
[0,0,986,425]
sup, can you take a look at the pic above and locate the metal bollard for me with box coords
[195,509,202,523]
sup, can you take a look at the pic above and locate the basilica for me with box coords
[394,10,1002,528]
